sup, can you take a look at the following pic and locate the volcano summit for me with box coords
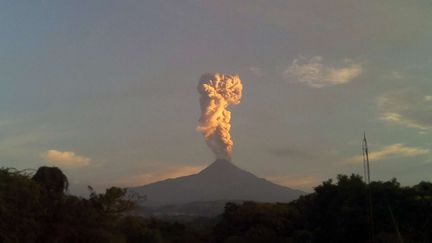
[130,160,304,207]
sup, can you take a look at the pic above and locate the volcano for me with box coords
[130,160,304,207]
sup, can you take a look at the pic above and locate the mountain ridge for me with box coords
[130,159,304,207]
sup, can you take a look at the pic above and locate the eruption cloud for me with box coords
[197,73,243,161]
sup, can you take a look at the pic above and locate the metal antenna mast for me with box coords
[362,132,374,242]
[362,133,367,183]
[362,132,371,184]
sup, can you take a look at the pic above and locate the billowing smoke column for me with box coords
[197,73,243,161]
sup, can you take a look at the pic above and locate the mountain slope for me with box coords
[130,159,304,207]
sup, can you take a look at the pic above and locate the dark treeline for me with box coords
[215,175,432,243]
[0,167,431,243]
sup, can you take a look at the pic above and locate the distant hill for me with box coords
[130,159,304,211]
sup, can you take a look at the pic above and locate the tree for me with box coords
[32,166,68,196]
[0,168,42,243]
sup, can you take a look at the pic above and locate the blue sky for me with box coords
[1,0,432,194]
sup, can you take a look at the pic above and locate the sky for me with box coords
[1,0,432,194]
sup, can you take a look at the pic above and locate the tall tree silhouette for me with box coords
[32,166,68,197]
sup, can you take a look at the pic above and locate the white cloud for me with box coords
[379,112,427,130]
[377,89,432,130]
[42,150,91,168]
[283,56,362,88]
[113,165,206,187]
[342,143,429,164]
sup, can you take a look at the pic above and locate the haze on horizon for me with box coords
[1,0,432,195]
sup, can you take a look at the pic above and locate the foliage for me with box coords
[32,166,69,196]
[1,167,431,243]
[0,167,140,243]
[0,166,213,243]
[0,168,42,242]
[213,174,432,243]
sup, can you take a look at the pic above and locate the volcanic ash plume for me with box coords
[197,73,243,160]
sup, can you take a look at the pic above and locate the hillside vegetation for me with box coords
[0,167,431,243]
